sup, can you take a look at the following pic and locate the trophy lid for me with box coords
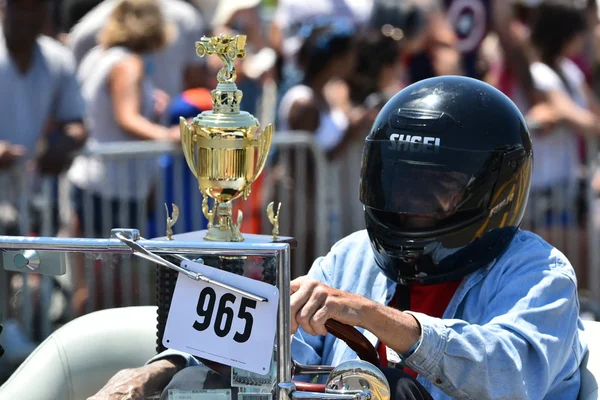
[192,34,259,130]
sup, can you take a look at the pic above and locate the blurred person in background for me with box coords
[159,87,213,232]
[336,28,404,238]
[401,0,463,80]
[66,0,206,104]
[278,17,371,158]
[484,0,538,109]
[527,0,600,287]
[407,0,541,109]
[0,0,86,375]
[277,17,373,254]
[209,0,277,117]
[271,0,373,67]
[270,0,374,99]
[368,0,430,62]
[0,0,86,176]
[65,0,179,313]
[570,0,599,84]
[347,29,403,108]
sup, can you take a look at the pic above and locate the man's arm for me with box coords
[87,357,185,399]
[491,0,541,105]
[291,255,584,399]
[0,142,25,169]
[398,266,581,399]
[35,48,87,175]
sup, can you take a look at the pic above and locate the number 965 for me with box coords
[193,287,257,343]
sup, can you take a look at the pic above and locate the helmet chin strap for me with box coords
[395,283,411,311]
[0,324,3,358]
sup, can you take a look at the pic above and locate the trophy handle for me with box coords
[180,117,198,178]
[254,123,273,181]
[202,195,215,229]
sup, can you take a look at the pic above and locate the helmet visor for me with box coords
[360,138,500,231]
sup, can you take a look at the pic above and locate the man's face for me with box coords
[383,169,471,231]
[2,0,48,49]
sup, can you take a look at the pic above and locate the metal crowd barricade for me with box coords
[0,131,330,360]
[0,167,61,347]
[586,138,600,299]
[520,137,599,300]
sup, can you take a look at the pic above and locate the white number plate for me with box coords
[163,260,279,374]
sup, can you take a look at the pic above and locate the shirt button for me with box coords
[435,378,443,385]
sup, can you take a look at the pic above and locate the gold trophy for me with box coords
[180,34,273,242]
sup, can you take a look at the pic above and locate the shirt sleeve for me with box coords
[146,348,203,368]
[562,58,586,88]
[530,62,564,93]
[403,253,584,400]
[290,252,336,380]
[55,51,85,123]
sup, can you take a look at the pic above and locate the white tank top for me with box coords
[68,46,158,201]
[278,84,349,152]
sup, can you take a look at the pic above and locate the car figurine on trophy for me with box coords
[0,33,391,400]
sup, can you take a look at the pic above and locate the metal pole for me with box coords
[0,236,287,255]
[277,246,292,400]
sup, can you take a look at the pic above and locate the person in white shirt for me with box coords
[67,0,207,100]
[525,1,600,285]
[528,2,600,216]
[0,0,86,369]
[0,0,86,173]
[67,0,180,237]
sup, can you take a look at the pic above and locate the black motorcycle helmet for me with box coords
[360,76,533,285]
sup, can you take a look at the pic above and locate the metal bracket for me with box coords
[292,361,335,376]
[2,249,67,275]
[278,383,364,399]
[111,229,267,303]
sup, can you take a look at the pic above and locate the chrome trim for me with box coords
[292,361,335,375]
[277,383,363,400]
[277,246,292,400]
[0,235,288,255]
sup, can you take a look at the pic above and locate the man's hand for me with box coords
[291,276,422,355]
[0,142,25,168]
[526,102,562,134]
[87,358,183,400]
[290,276,374,336]
[153,89,170,117]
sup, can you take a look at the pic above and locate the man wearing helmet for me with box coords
[91,76,587,400]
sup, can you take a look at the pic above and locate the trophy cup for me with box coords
[180,34,273,242]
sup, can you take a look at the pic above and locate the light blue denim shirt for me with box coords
[291,229,587,399]
[151,229,587,399]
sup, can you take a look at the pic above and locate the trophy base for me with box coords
[158,230,298,248]
[204,226,244,242]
